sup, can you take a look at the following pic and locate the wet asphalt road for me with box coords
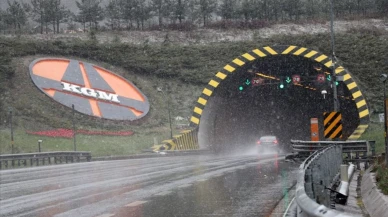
[0,153,298,217]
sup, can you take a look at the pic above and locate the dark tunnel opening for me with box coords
[198,55,360,153]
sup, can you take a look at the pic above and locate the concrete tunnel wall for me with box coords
[191,45,370,153]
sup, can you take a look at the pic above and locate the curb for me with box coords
[361,167,388,217]
[92,149,212,161]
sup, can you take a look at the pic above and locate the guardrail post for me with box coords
[355,152,360,170]
[341,164,349,182]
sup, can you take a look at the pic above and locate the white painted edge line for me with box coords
[155,191,172,196]
[196,179,208,182]
[125,201,148,207]
[283,197,296,217]
[178,183,192,188]
[95,214,115,217]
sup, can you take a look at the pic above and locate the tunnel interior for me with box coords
[198,55,359,153]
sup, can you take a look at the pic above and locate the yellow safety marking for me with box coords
[182,133,188,150]
[293,47,307,55]
[190,116,199,124]
[197,97,207,105]
[216,72,227,80]
[194,107,203,115]
[208,80,219,88]
[348,135,360,139]
[232,58,245,66]
[203,88,212,96]
[252,49,267,57]
[347,82,357,90]
[324,60,333,68]
[336,66,345,74]
[324,112,336,125]
[224,64,235,72]
[242,53,255,61]
[356,100,366,108]
[358,124,369,129]
[331,125,343,139]
[282,46,297,54]
[188,133,194,149]
[264,46,278,55]
[125,201,147,207]
[324,115,342,135]
[344,74,351,81]
[170,140,177,150]
[315,55,328,62]
[304,51,318,58]
[352,91,362,99]
[359,110,369,118]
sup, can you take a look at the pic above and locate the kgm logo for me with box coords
[29,58,150,121]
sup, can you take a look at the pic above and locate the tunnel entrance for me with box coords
[191,46,369,153]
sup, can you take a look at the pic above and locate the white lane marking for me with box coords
[155,191,172,196]
[125,201,148,207]
[283,197,295,217]
[196,179,208,182]
[178,183,192,188]
[95,214,115,217]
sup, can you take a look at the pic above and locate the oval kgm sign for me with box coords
[29,58,150,121]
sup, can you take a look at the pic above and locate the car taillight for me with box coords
[273,140,278,144]
[257,141,261,145]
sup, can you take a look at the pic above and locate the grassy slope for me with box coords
[1,28,388,156]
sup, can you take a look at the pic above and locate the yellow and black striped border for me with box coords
[323,112,343,139]
[152,128,199,151]
[190,45,370,140]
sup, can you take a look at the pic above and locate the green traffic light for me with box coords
[239,86,244,91]
[336,81,339,86]
[279,84,284,89]
[285,77,292,83]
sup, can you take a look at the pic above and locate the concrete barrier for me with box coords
[361,168,388,217]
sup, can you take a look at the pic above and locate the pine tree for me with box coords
[105,0,122,30]
[218,0,237,21]
[151,0,172,28]
[6,0,28,30]
[76,0,104,31]
[197,0,217,26]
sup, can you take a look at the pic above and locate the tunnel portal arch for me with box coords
[190,45,370,146]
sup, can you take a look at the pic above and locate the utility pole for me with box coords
[9,108,14,154]
[72,104,77,151]
[330,0,339,112]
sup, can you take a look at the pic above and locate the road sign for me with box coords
[292,75,301,84]
[29,58,150,121]
[323,112,342,139]
[252,78,264,86]
[317,74,326,83]
[245,78,251,86]
[310,118,319,141]
[379,113,384,123]
[285,77,292,84]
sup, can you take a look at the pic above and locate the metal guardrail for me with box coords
[295,145,359,217]
[0,151,92,170]
[291,140,376,169]
[291,140,373,154]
